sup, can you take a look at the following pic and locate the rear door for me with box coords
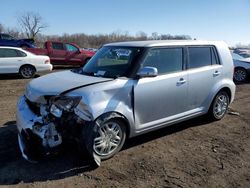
[134,47,188,131]
[49,42,67,65]
[186,46,222,111]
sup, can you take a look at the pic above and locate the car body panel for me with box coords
[233,59,250,71]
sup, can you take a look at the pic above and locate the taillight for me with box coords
[45,59,50,64]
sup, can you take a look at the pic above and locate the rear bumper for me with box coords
[35,64,53,72]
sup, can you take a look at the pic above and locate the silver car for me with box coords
[16,40,235,163]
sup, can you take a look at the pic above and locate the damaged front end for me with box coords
[16,94,97,163]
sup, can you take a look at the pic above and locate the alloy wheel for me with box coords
[93,121,123,156]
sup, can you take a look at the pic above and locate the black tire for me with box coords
[234,67,248,83]
[208,91,229,121]
[81,118,126,161]
[19,65,36,78]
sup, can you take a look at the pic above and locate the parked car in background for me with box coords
[0,33,35,48]
[16,40,235,163]
[0,47,52,78]
[26,41,95,66]
[231,52,250,82]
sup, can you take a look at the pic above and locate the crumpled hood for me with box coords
[25,70,112,103]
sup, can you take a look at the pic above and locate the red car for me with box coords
[26,41,95,66]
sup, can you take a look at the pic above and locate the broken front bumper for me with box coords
[16,95,61,161]
[16,95,101,166]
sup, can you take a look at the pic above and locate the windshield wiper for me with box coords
[81,71,96,76]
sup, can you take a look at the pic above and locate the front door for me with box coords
[65,43,82,65]
[134,47,188,131]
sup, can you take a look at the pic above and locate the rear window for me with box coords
[188,46,219,69]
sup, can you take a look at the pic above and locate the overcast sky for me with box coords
[1,0,249,46]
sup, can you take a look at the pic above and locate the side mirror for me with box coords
[137,66,158,78]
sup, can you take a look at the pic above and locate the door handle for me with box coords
[213,71,221,76]
[177,78,186,85]
[18,60,22,61]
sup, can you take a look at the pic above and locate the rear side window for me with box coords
[142,48,183,74]
[52,42,64,50]
[188,46,219,69]
[16,50,27,57]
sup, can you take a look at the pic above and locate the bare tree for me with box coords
[0,23,4,33]
[18,12,48,38]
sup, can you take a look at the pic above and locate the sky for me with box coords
[0,0,249,46]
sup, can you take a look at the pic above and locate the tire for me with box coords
[208,91,229,121]
[234,67,248,83]
[82,118,127,161]
[19,65,36,78]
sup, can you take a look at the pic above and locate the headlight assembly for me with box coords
[50,96,82,117]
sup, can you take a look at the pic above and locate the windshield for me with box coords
[231,52,244,60]
[82,46,143,78]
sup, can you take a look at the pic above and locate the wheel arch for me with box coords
[19,64,37,73]
[218,87,232,102]
[94,111,131,139]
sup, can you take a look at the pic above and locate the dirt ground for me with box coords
[0,70,249,188]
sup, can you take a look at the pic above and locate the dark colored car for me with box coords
[26,41,95,66]
[0,33,35,48]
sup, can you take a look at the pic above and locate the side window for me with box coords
[141,48,183,74]
[65,44,78,52]
[188,46,219,68]
[52,42,64,50]
[0,49,19,57]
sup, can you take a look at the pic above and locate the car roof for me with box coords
[104,40,226,47]
[0,46,24,50]
[0,46,34,55]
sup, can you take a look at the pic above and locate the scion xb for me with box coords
[16,40,235,163]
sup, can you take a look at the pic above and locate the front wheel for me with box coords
[208,91,229,121]
[82,118,126,161]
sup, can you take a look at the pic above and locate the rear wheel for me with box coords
[19,65,36,78]
[234,67,248,82]
[208,91,229,121]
